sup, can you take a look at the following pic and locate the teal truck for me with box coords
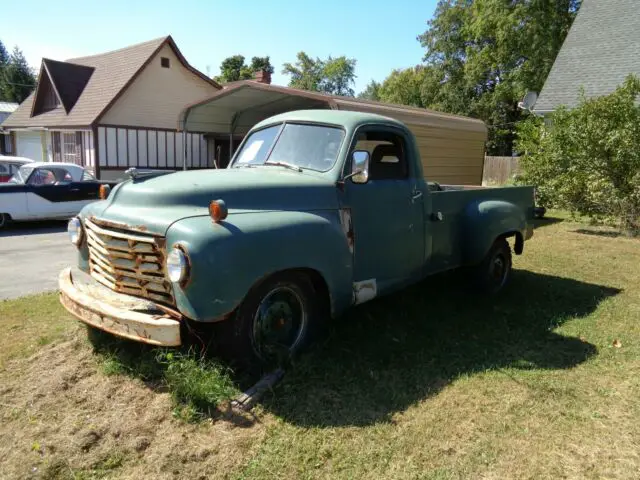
[59,110,535,365]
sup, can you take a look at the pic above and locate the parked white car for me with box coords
[0,155,33,183]
[0,162,116,229]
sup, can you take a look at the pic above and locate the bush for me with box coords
[516,75,640,233]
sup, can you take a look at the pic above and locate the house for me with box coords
[533,0,640,115]
[0,36,223,180]
[0,102,19,155]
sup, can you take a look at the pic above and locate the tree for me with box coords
[215,55,274,83]
[0,40,8,66]
[282,52,357,96]
[409,0,581,155]
[357,80,381,101]
[516,75,640,233]
[0,46,36,103]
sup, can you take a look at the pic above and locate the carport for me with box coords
[177,82,488,184]
[178,82,335,168]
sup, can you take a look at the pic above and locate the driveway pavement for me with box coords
[0,221,75,300]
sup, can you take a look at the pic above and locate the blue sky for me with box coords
[2,0,437,93]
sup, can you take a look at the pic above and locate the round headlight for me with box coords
[68,217,83,246]
[166,247,189,284]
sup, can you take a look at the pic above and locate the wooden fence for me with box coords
[482,156,521,186]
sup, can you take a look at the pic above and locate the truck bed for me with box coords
[427,184,535,272]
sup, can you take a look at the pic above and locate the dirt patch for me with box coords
[0,329,267,479]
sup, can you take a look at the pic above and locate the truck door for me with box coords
[344,126,425,294]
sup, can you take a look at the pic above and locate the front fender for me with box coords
[166,210,354,322]
[462,200,527,265]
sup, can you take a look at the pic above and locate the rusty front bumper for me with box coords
[59,267,181,346]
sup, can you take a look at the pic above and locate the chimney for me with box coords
[254,70,272,85]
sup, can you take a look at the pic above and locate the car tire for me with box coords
[212,271,321,370]
[471,237,512,295]
[0,213,10,230]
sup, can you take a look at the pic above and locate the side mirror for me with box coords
[350,150,370,184]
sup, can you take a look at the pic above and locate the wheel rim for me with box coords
[489,253,508,288]
[252,286,307,359]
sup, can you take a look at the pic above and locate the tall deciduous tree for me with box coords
[1,46,36,103]
[215,55,274,83]
[282,52,357,96]
[360,0,580,154]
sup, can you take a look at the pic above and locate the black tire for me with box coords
[471,237,512,294]
[0,213,10,230]
[212,271,321,369]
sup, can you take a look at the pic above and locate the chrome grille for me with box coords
[84,218,174,306]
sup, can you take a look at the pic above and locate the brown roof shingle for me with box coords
[2,36,220,129]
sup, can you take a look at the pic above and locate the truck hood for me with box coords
[85,168,338,235]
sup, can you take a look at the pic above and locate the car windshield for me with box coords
[232,123,345,172]
[8,166,34,184]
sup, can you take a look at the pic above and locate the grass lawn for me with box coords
[1,211,639,479]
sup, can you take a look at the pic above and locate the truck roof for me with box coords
[252,109,408,131]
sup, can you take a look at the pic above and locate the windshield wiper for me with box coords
[263,161,302,172]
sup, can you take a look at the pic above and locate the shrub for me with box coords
[516,75,640,233]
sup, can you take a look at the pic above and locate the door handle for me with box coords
[70,188,80,192]
[411,190,423,201]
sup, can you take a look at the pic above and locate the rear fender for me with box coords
[462,200,527,265]
[166,211,354,322]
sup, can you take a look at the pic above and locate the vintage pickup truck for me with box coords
[59,110,535,366]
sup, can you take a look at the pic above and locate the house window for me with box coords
[52,131,83,164]
[161,57,170,68]
[63,133,80,163]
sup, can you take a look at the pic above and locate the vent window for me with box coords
[161,57,170,68]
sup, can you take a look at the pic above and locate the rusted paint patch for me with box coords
[85,218,175,307]
[339,208,354,254]
[353,278,377,305]
[90,216,153,235]
[58,267,181,347]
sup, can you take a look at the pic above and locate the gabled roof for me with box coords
[34,59,95,114]
[2,36,221,129]
[534,0,640,113]
[180,81,487,135]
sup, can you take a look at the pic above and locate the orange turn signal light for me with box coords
[209,199,228,223]
[99,184,111,200]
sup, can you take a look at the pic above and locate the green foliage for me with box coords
[90,329,239,421]
[0,45,36,103]
[357,80,381,101]
[355,0,579,154]
[0,40,8,66]
[158,351,238,422]
[282,52,356,96]
[516,76,640,233]
[215,54,274,83]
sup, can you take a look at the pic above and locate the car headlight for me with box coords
[68,217,83,246]
[166,247,189,284]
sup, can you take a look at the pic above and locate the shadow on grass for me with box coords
[532,216,564,229]
[573,228,632,239]
[264,269,619,428]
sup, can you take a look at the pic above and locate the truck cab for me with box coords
[59,110,535,367]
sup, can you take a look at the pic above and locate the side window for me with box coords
[0,164,7,174]
[353,130,408,181]
[28,169,57,185]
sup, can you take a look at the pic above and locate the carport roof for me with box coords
[179,81,487,135]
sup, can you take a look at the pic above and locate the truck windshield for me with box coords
[232,123,344,172]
